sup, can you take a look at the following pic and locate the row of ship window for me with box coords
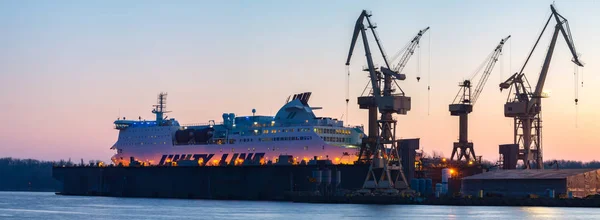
[120,135,170,140]
[260,128,312,134]
[219,146,321,152]
[127,128,167,132]
[314,128,351,135]
[123,128,351,134]
[227,136,349,144]
[231,128,351,136]
[259,136,313,142]
[233,128,313,135]
[322,136,351,143]
[220,147,259,152]
[120,141,168,146]
[229,136,314,144]
[120,135,350,146]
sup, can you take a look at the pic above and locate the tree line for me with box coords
[543,160,600,169]
[0,157,102,192]
[0,157,58,191]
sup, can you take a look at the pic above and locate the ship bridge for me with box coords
[114,118,179,130]
[273,92,345,127]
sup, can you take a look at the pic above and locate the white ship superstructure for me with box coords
[111,92,364,166]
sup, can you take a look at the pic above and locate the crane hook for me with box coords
[575,98,578,105]
[417,76,421,82]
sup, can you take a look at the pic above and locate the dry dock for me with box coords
[53,164,369,200]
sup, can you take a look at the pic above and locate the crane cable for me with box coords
[427,29,431,116]
[574,63,579,105]
[574,63,579,128]
[417,40,421,82]
[346,66,351,123]
[509,38,512,82]
[500,46,504,86]
[581,67,584,88]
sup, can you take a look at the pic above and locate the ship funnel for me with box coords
[229,113,236,126]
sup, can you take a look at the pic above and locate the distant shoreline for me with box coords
[0,189,54,193]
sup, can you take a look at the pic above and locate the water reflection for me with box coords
[0,192,598,220]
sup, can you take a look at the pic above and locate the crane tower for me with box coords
[449,36,510,162]
[355,26,429,163]
[499,5,583,169]
[345,10,417,190]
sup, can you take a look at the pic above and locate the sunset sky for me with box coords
[1,0,598,162]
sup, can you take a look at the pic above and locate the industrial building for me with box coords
[462,169,600,198]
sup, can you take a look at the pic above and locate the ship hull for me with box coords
[52,164,370,200]
[112,141,360,166]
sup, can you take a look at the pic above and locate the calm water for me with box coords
[0,191,598,219]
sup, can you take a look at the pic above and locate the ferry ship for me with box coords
[111,92,365,166]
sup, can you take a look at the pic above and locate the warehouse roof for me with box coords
[463,168,598,180]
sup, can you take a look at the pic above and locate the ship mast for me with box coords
[152,92,171,125]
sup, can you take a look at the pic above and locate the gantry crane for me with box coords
[449,36,510,162]
[345,10,411,190]
[499,5,583,169]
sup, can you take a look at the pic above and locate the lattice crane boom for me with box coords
[453,36,510,106]
[472,35,511,105]
[381,27,430,82]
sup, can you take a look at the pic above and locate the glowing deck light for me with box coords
[468,161,474,165]
[442,158,447,162]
